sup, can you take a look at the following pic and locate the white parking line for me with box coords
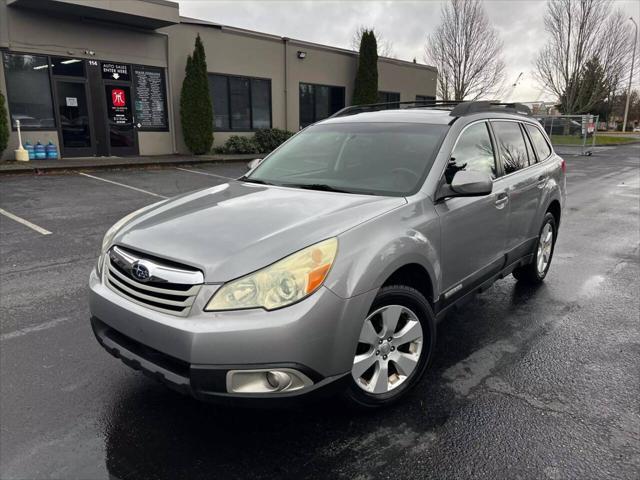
[175,167,235,181]
[0,317,72,341]
[0,208,52,235]
[78,172,167,199]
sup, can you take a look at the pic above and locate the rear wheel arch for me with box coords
[546,199,561,227]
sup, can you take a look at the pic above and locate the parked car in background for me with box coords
[89,101,566,407]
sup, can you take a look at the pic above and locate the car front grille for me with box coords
[104,246,204,317]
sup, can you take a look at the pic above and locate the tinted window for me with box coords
[251,78,271,129]
[51,57,85,77]
[210,75,229,130]
[208,74,272,130]
[378,91,400,109]
[525,124,552,160]
[416,95,435,103]
[247,123,448,196]
[229,77,251,130]
[446,122,497,183]
[492,121,529,174]
[3,53,55,129]
[299,83,345,128]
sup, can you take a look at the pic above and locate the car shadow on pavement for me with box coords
[101,280,545,480]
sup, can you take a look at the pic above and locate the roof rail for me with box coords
[329,100,461,118]
[449,101,532,117]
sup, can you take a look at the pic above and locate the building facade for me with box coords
[0,0,437,160]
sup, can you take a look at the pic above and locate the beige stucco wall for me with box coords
[378,59,438,101]
[137,131,174,156]
[2,4,168,66]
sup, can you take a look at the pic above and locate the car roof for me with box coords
[317,108,535,127]
[316,101,536,127]
[318,109,454,125]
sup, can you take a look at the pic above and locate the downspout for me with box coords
[283,37,288,131]
[158,30,177,154]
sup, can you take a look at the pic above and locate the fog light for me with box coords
[226,368,313,394]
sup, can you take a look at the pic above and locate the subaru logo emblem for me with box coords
[131,262,150,282]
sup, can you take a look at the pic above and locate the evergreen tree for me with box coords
[352,30,379,105]
[0,92,8,157]
[180,34,213,154]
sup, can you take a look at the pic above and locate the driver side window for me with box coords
[446,122,497,184]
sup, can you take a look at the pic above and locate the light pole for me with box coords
[622,17,638,133]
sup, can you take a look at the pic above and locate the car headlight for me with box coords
[205,238,338,311]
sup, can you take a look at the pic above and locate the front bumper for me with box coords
[89,269,376,401]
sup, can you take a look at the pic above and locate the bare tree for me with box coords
[535,0,633,114]
[351,26,395,58]
[424,0,505,101]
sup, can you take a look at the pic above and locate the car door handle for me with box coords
[537,175,548,188]
[494,192,508,209]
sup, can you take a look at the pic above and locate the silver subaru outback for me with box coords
[89,101,566,407]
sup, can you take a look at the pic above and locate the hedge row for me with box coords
[215,128,294,154]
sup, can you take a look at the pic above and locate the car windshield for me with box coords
[245,122,448,196]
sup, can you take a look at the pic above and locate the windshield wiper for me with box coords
[239,177,273,185]
[283,183,352,193]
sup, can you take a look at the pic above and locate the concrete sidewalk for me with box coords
[0,153,261,175]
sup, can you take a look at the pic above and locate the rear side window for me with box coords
[525,124,552,160]
[521,124,537,166]
[491,121,529,174]
[446,122,497,183]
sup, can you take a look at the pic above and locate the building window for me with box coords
[299,83,345,128]
[416,95,436,104]
[51,57,85,77]
[378,91,400,108]
[208,74,272,131]
[3,53,56,130]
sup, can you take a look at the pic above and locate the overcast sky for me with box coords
[178,0,639,102]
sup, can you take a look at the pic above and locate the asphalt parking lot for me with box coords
[1,146,639,480]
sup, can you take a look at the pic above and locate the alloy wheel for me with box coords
[537,222,554,275]
[352,305,423,394]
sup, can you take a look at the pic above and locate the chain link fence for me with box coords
[534,115,600,156]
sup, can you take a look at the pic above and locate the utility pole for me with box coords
[622,17,638,133]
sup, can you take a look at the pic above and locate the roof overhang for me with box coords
[7,0,180,29]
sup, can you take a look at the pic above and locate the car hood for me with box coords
[114,181,405,282]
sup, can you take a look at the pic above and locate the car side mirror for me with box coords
[450,170,493,196]
[247,158,262,171]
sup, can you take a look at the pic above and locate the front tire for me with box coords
[513,212,557,284]
[345,285,436,408]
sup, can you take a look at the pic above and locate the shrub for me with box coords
[0,92,8,157]
[253,128,294,153]
[219,135,259,154]
[180,34,213,154]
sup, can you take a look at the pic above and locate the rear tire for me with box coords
[344,285,436,408]
[513,212,557,284]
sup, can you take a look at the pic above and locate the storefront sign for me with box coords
[133,65,168,131]
[101,62,130,81]
[106,85,132,125]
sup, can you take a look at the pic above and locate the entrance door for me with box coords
[104,83,138,156]
[55,80,95,157]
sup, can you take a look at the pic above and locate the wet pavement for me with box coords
[1,148,638,479]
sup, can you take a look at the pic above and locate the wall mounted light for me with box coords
[297,51,307,59]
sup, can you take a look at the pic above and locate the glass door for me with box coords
[55,80,95,157]
[104,83,138,156]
